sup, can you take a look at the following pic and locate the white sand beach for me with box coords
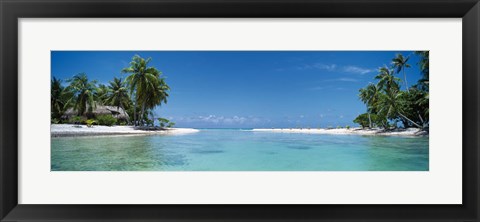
[252,128,428,136]
[51,124,199,137]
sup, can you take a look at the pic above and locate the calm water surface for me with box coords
[51,129,429,171]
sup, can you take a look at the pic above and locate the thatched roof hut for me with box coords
[63,105,129,120]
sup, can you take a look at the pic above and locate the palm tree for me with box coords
[375,66,400,93]
[51,77,72,120]
[378,89,422,128]
[95,84,109,105]
[143,78,170,112]
[66,73,98,116]
[374,66,422,128]
[392,53,411,92]
[105,77,130,115]
[415,51,429,91]
[359,83,380,128]
[122,55,167,126]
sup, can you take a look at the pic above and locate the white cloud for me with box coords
[296,63,374,75]
[298,63,337,71]
[338,77,358,82]
[342,66,374,75]
[324,77,359,82]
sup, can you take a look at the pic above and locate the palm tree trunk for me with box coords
[417,112,425,127]
[398,112,422,128]
[140,102,146,126]
[368,112,372,128]
[403,69,409,92]
[133,97,137,126]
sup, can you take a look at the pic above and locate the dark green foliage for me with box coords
[66,73,98,116]
[415,51,429,91]
[157,117,175,128]
[96,115,117,126]
[52,57,170,126]
[95,84,109,105]
[397,88,429,128]
[51,77,73,121]
[353,113,382,129]
[69,116,86,124]
[104,77,130,116]
[354,52,429,129]
[122,55,170,126]
[353,113,370,128]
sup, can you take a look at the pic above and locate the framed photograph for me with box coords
[1,0,479,221]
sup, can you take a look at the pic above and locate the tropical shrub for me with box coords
[96,115,117,126]
[158,117,171,128]
[86,119,97,127]
[156,118,176,128]
[353,113,370,128]
[167,122,175,128]
[69,116,86,124]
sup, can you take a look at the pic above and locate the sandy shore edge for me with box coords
[252,128,428,136]
[51,124,199,137]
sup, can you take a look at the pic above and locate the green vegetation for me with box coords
[122,55,170,126]
[85,119,97,127]
[51,77,73,120]
[355,52,429,130]
[66,73,98,116]
[157,117,175,128]
[104,77,130,123]
[69,116,86,124]
[51,55,172,127]
[96,115,117,126]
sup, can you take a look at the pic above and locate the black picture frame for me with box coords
[1,0,479,221]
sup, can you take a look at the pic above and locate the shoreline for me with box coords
[252,128,428,136]
[51,124,199,137]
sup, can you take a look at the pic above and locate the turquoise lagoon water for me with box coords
[51,129,429,171]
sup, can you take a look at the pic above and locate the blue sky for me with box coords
[51,51,423,128]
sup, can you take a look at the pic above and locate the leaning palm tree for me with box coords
[122,55,164,126]
[374,66,422,129]
[105,77,130,115]
[392,53,411,92]
[377,89,422,128]
[66,73,97,116]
